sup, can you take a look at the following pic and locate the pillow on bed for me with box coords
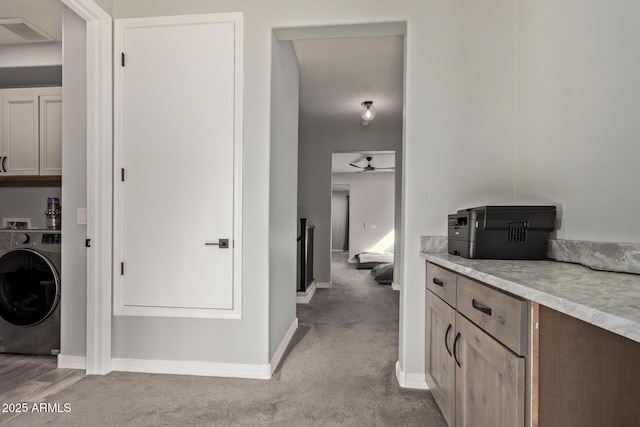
[371,262,393,284]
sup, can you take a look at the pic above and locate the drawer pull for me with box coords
[453,332,461,367]
[432,278,444,287]
[472,299,492,316]
[444,324,453,356]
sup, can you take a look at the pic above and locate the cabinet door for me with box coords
[2,95,39,175]
[39,95,63,176]
[425,291,456,427]
[455,314,525,427]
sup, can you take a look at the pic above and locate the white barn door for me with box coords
[113,13,242,318]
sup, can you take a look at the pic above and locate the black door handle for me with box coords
[432,278,444,287]
[1,156,6,173]
[453,332,461,367]
[444,324,453,357]
[472,299,492,316]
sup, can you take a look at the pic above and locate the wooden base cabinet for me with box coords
[455,314,525,427]
[425,261,527,427]
[425,290,456,426]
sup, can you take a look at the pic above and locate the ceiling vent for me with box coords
[0,18,53,42]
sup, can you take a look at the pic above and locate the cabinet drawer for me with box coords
[426,262,456,307]
[457,275,527,356]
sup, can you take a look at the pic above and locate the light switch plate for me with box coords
[77,208,87,225]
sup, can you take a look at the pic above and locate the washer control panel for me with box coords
[6,231,62,252]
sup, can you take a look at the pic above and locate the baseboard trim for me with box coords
[391,282,400,291]
[395,360,428,389]
[296,281,316,304]
[112,357,271,380]
[270,317,298,375]
[58,354,87,370]
[316,281,331,289]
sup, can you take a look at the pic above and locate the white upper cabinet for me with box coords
[39,95,63,176]
[2,95,39,175]
[0,87,62,177]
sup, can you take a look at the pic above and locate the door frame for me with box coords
[61,0,113,375]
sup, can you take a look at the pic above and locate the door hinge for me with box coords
[121,52,125,67]
[120,262,125,275]
[86,239,91,248]
[121,168,125,182]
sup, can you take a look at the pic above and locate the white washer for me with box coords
[0,230,61,355]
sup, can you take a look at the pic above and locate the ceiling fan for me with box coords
[349,156,395,172]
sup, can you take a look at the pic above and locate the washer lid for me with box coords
[0,248,60,326]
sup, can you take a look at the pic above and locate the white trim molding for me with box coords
[270,318,298,376]
[296,281,316,304]
[392,282,400,291]
[316,282,332,289]
[61,0,113,376]
[395,360,428,389]
[112,358,272,380]
[58,354,87,370]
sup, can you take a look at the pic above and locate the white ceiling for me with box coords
[332,151,395,174]
[0,0,62,45]
[293,35,404,132]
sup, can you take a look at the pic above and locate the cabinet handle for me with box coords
[432,278,444,287]
[1,156,6,173]
[472,299,492,316]
[444,324,453,357]
[453,332,461,367]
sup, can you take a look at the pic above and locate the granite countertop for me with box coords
[421,252,640,344]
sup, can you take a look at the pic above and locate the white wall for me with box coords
[298,128,402,285]
[333,173,395,260]
[0,187,61,229]
[61,5,88,358]
[112,0,517,379]
[268,38,299,360]
[331,191,348,251]
[515,0,640,244]
[0,43,61,68]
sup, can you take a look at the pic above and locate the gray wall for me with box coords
[331,191,348,251]
[298,129,402,285]
[514,0,640,244]
[111,0,516,378]
[332,172,395,260]
[268,38,299,359]
[60,5,87,358]
[0,187,61,229]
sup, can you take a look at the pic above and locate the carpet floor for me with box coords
[8,253,446,426]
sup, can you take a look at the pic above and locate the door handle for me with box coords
[1,156,6,173]
[205,238,230,249]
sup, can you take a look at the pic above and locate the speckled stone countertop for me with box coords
[421,252,640,344]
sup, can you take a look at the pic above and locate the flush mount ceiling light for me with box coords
[360,101,376,122]
[0,18,53,42]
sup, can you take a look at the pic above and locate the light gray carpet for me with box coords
[10,253,446,426]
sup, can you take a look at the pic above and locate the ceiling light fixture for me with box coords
[360,101,376,121]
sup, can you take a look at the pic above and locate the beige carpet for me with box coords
[9,253,446,426]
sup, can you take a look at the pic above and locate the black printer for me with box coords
[448,206,556,260]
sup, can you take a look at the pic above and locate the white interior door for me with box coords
[113,13,243,318]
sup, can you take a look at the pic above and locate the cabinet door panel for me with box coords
[426,291,456,426]
[2,96,39,175]
[39,95,63,176]
[455,314,525,427]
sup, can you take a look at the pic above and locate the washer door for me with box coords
[0,248,60,326]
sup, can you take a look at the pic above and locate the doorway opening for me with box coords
[331,151,397,286]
